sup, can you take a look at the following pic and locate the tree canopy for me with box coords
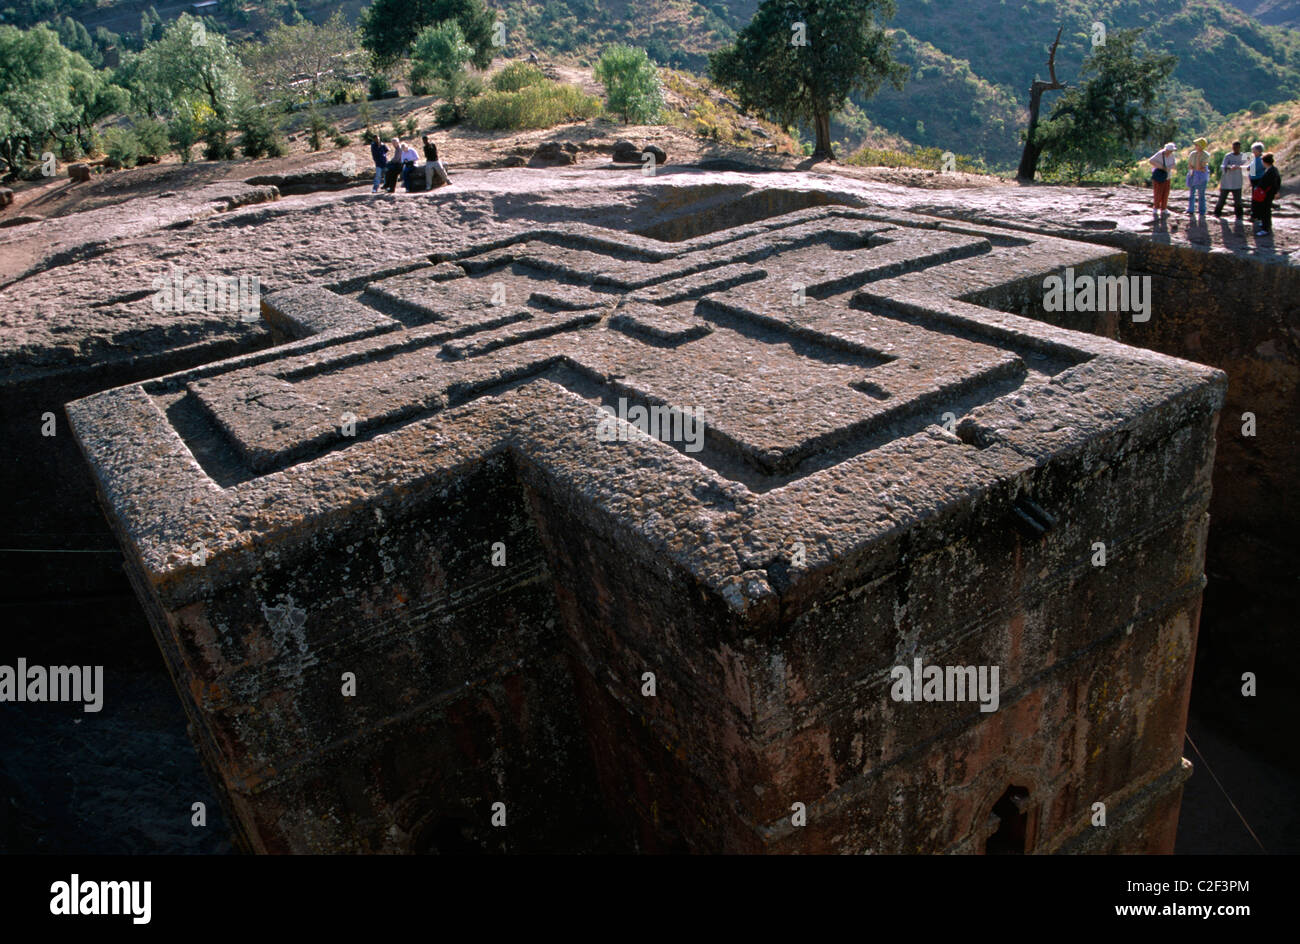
[130,14,246,120]
[593,45,663,124]
[0,24,125,172]
[1033,28,1178,181]
[360,0,495,71]
[709,0,907,159]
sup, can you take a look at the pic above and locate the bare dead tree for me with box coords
[1016,26,1066,181]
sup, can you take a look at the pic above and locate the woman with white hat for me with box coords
[1148,142,1177,214]
[1186,137,1210,215]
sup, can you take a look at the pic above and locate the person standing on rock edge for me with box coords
[1148,142,1176,214]
[422,135,451,190]
[1247,141,1266,222]
[369,133,388,193]
[1214,140,1248,218]
[1186,138,1210,216]
[1253,153,1281,236]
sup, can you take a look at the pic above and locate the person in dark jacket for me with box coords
[422,134,451,189]
[369,134,388,193]
[383,137,403,192]
[1253,153,1282,236]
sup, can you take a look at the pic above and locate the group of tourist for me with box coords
[369,133,452,194]
[1149,138,1282,236]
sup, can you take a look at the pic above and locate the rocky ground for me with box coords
[0,149,1295,855]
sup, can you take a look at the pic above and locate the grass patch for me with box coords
[466,82,602,131]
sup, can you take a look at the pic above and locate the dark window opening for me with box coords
[985,786,1031,854]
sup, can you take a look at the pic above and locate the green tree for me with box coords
[0,25,125,172]
[360,0,494,71]
[593,45,663,124]
[709,0,907,160]
[135,14,245,122]
[237,98,286,158]
[243,10,362,105]
[409,20,473,93]
[1031,29,1178,182]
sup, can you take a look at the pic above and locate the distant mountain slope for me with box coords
[1223,0,1300,27]
[24,0,1300,166]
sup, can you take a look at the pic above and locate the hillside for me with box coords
[14,0,1300,166]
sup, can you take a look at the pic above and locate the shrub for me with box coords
[593,45,663,123]
[238,101,286,158]
[466,82,602,130]
[492,62,547,92]
[434,72,485,124]
[133,117,170,159]
[102,127,140,168]
[168,102,207,163]
[410,21,473,88]
[202,118,235,161]
[332,129,352,148]
[306,107,330,151]
[1249,100,1268,115]
[369,75,391,99]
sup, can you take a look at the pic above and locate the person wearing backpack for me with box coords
[1253,153,1281,236]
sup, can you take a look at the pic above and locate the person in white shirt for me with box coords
[1148,142,1177,214]
[1214,141,1248,218]
[400,143,419,191]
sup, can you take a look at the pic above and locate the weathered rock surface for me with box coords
[5,165,1293,852]
[530,141,579,166]
[68,199,1223,853]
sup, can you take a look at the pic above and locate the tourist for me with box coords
[1214,140,1248,218]
[383,138,403,192]
[422,134,451,189]
[401,141,420,191]
[1186,138,1210,216]
[1247,141,1266,222]
[1253,153,1281,236]
[1148,142,1176,214]
[369,133,388,193]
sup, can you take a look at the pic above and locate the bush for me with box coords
[1249,100,1268,115]
[492,62,547,92]
[238,102,286,158]
[133,117,169,159]
[306,107,330,151]
[404,115,419,136]
[593,45,663,124]
[102,127,140,168]
[332,129,352,148]
[202,118,235,161]
[466,82,602,130]
[369,75,391,99]
[168,104,206,163]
